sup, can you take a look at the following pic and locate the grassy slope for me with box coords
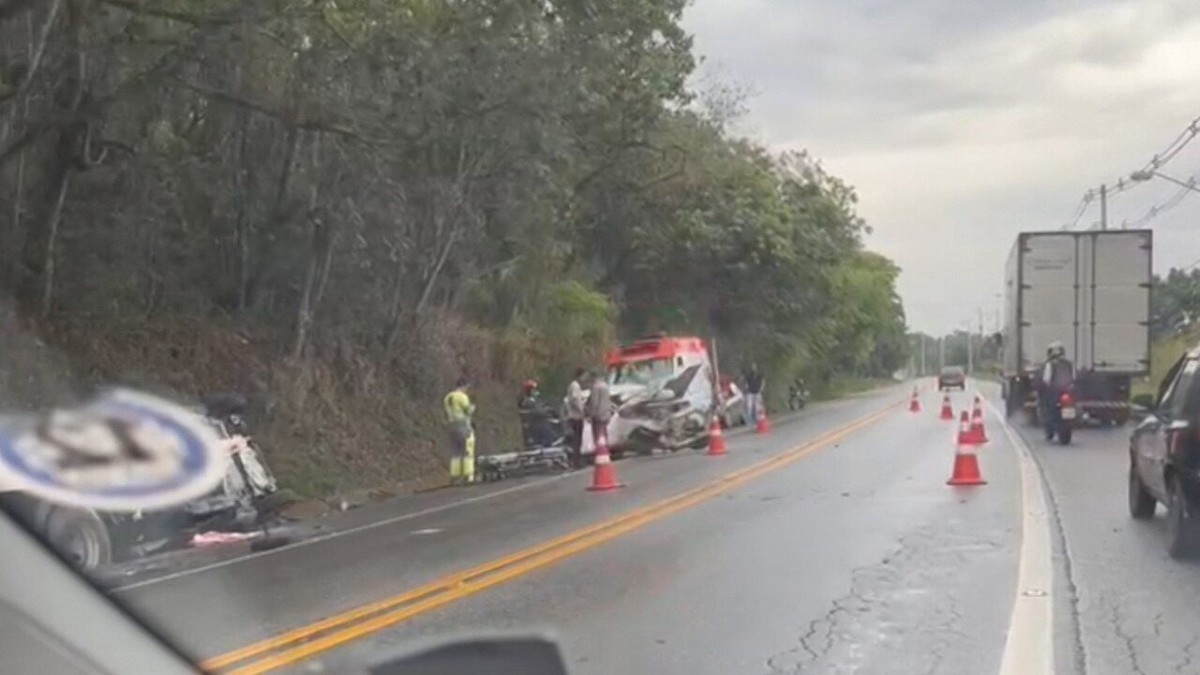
[1133,329,1199,400]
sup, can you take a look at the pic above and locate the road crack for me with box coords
[1173,635,1200,674]
[764,525,1003,675]
[1109,603,1148,675]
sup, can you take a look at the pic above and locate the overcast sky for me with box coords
[684,0,1200,335]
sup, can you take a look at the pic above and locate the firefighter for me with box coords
[443,377,476,485]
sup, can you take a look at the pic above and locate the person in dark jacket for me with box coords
[1039,341,1075,436]
[744,363,765,423]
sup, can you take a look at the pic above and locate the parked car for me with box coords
[1128,345,1200,558]
[938,366,966,391]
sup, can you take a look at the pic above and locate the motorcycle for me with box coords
[1043,389,1076,445]
[788,385,808,411]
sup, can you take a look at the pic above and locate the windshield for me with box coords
[2,2,1196,674]
[608,358,676,387]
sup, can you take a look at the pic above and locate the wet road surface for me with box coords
[113,383,1034,674]
[1002,383,1200,675]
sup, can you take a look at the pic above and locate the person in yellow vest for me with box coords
[443,377,476,485]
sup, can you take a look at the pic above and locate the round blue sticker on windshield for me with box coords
[0,389,228,511]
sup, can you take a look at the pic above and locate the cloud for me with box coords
[685,0,1200,333]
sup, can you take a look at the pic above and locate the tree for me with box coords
[0,0,910,494]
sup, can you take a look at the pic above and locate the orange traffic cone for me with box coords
[947,434,987,486]
[587,426,624,491]
[708,416,727,456]
[970,403,989,444]
[939,394,954,421]
[955,410,980,446]
[756,409,771,434]
[909,387,921,413]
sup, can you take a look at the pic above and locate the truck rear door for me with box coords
[1082,231,1151,374]
[1020,234,1079,370]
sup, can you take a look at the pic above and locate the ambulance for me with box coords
[589,334,718,456]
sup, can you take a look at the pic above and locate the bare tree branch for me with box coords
[0,0,64,112]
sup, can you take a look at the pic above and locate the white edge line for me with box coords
[111,472,572,592]
[983,392,1056,675]
[112,389,890,592]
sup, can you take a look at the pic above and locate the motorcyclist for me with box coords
[1040,341,1075,437]
[788,376,807,410]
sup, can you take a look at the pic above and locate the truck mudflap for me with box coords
[1079,400,1132,425]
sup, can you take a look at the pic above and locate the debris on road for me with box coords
[190,531,262,548]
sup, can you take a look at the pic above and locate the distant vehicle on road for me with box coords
[1002,230,1151,426]
[1128,344,1200,558]
[938,366,966,391]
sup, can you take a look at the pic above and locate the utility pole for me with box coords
[967,330,973,374]
[1100,183,1108,230]
[939,336,945,370]
[978,308,985,370]
[919,334,926,377]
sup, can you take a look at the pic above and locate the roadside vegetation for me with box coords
[0,1,908,497]
[1132,267,1198,400]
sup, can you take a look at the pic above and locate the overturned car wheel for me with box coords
[43,506,113,571]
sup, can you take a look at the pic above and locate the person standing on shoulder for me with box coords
[585,370,613,450]
[443,377,476,485]
[744,362,765,424]
[565,368,587,467]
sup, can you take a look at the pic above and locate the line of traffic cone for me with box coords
[947,439,987,486]
[947,410,987,485]
[708,416,727,456]
[954,410,980,446]
[969,396,989,444]
[756,409,771,435]
[939,394,955,421]
[909,387,921,413]
[587,427,624,491]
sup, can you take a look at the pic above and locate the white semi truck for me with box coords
[1001,230,1152,425]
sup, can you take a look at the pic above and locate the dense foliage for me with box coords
[1152,267,1200,337]
[0,0,907,493]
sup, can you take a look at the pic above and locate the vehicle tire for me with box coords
[1166,476,1200,559]
[42,506,112,571]
[1128,460,1156,519]
[1058,428,1072,445]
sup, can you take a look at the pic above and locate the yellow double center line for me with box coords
[204,398,901,674]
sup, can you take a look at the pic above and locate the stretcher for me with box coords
[476,445,573,482]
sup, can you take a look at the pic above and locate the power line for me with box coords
[1065,112,1200,230]
[1140,115,1200,174]
[1121,167,1200,229]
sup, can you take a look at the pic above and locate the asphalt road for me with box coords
[110,382,1034,675]
[997,382,1200,675]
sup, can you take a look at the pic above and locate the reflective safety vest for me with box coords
[444,389,474,431]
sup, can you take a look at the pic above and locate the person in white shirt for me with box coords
[565,368,587,467]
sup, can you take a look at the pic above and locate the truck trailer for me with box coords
[1001,230,1151,425]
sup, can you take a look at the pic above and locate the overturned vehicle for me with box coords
[0,392,283,571]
